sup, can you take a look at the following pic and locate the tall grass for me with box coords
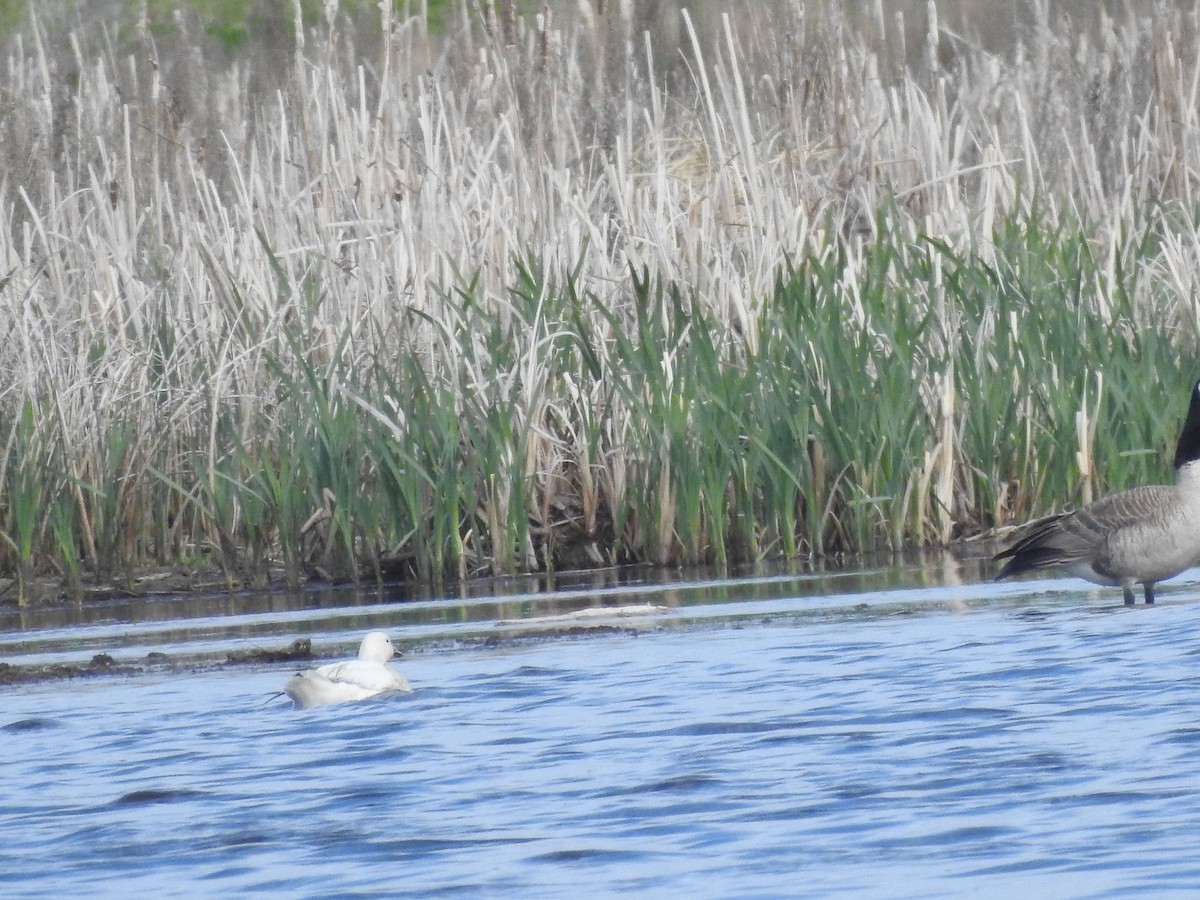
[1,1,1199,601]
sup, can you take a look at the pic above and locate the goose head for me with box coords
[357,631,399,664]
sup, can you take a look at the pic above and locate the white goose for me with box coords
[284,632,412,709]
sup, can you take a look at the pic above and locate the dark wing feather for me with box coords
[993,486,1175,581]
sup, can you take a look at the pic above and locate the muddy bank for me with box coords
[0,563,269,609]
[0,638,316,686]
[0,623,660,685]
[0,549,997,686]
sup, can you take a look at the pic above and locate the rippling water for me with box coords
[4,558,1200,896]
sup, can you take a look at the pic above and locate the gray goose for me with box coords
[995,379,1200,605]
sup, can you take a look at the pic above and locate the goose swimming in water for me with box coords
[284,631,412,709]
[995,378,1200,605]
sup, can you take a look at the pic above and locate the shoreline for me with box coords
[0,545,1009,686]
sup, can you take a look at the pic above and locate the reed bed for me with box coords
[2,0,1200,601]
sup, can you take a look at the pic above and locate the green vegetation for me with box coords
[1,2,1199,602]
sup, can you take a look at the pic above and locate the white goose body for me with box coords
[284,631,412,709]
[995,379,1200,605]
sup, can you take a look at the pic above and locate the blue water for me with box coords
[4,563,1200,897]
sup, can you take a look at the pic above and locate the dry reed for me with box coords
[1,1,1199,600]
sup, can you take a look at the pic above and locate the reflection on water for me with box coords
[3,551,1200,895]
[0,552,991,668]
[0,550,979,632]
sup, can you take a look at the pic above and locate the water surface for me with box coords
[3,556,1200,897]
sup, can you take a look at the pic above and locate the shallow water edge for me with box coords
[0,547,1191,679]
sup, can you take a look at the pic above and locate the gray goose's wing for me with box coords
[994,485,1175,579]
